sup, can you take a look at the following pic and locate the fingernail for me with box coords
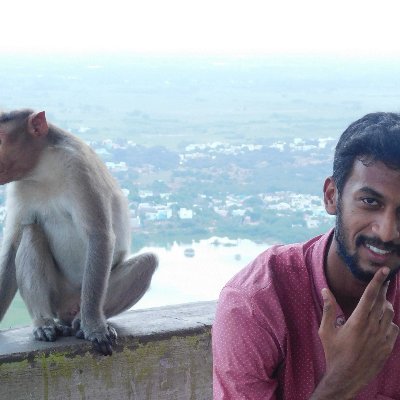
[382,267,390,276]
[321,288,329,301]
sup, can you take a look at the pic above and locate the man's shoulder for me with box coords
[224,232,328,298]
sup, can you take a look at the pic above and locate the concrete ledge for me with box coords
[0,301,216,400]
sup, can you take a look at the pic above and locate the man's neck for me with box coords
[325,237,368,318]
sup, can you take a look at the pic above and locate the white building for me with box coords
[179,208,193,219]
[105,161,128,172]
[130,216,141,228]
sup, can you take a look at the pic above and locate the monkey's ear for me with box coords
[323,176,337,215]
[27,111,49,137]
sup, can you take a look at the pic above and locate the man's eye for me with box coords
[362,198,379,206]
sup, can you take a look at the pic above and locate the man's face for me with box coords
[331,160,400,282]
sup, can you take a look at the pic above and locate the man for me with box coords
[212,112,400,399]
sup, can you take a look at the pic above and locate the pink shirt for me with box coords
[212,230,400,399]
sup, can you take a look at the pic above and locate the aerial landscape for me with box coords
[0,54,400,327]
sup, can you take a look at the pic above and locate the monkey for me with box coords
[0,109,158,355]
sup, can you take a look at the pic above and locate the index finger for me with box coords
[351,267,390,319]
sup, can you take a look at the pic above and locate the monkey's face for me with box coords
[0,110,48,184]
[0,134,33,184]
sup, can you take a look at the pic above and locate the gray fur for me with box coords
[0,110,158,355]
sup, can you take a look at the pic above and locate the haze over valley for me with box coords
[0,54,399,327]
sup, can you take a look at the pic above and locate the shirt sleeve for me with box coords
[212,285,284,400]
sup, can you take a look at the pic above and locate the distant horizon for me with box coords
[1,50,400,58]
[1,52,400,66]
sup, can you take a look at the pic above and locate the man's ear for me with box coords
[27,111,49,137]
[323,177,338,215]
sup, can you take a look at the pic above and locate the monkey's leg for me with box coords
[104,252,158,317]
[15,224,72,341]
[72,252,157,352]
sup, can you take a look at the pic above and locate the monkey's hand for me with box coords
[73,317,117,356]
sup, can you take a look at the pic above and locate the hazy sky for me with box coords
[1,0,400,56]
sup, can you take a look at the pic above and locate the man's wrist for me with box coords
[309,374,358,400]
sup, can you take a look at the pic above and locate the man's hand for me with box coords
[311,267,399,399]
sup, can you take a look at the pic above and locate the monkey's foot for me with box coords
[73,318,117,356]
[33,321,72,342]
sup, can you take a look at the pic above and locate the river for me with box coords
[133,237,270,309]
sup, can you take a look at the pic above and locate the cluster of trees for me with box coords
[97,139,336,249]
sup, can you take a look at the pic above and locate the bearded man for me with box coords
[213,112,400,399]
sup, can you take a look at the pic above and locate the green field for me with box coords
[1,54,400,148]
[0,293,31,330]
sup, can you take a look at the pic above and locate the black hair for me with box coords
[333,112,400,194]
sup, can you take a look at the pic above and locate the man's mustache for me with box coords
[356,235,400,255]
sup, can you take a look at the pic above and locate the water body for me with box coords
[133,237,270,310]
[0,238,270,329]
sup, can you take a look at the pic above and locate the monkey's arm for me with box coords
[69,177,117,355]
[0,235,18,322]
[79,231,115,353]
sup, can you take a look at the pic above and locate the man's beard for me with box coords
[335,200,400,283]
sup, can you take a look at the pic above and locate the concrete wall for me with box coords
[0,301,216,400]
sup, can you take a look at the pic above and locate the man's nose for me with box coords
[372,211,400,243]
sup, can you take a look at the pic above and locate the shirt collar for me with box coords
[308,228,399,321]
